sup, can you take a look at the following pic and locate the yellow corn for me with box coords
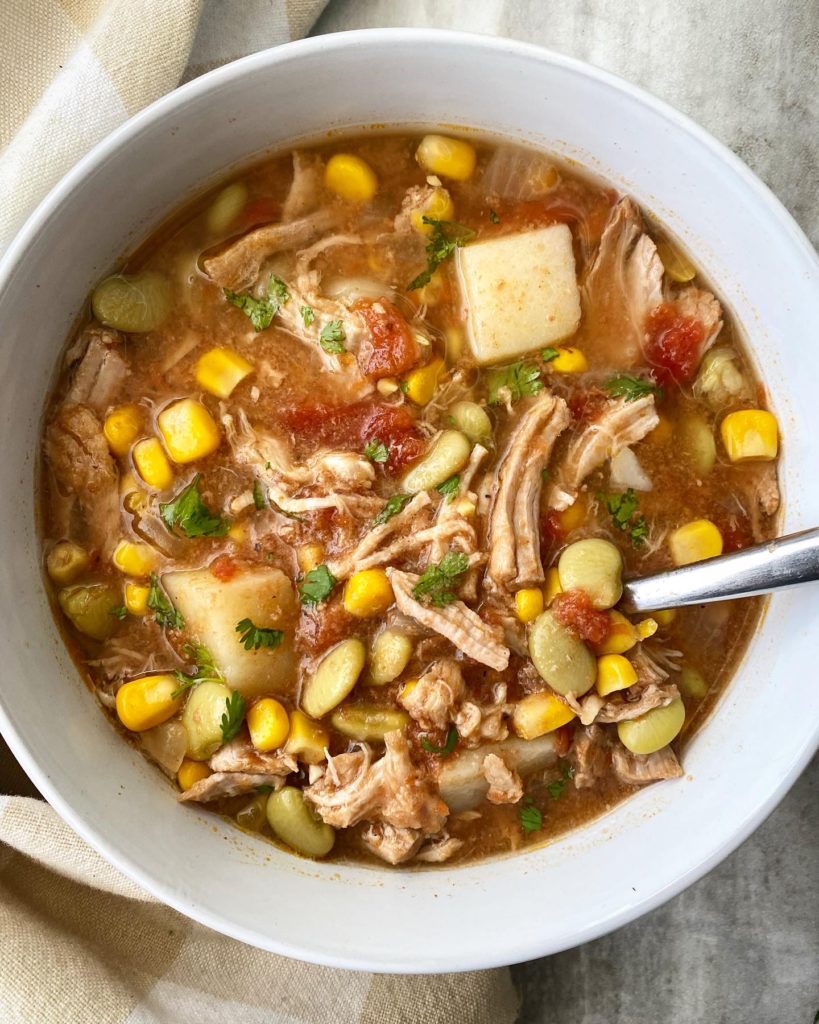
[636,618,658,640]
[158,398,221,464]
[112,540,157,578]
[558,494,588,533]
[124,582,150,616]
[195,347,253,399]
[596,654,638,696]
[654,608,677,628]
[399,679,418,701]
[550,347,588,373]
[283,709,329,765]
[132,437,174,490]
[515,588,544,624]
[720,410,778,462]
[402,357,445,405]
[297,542,325,574]
[343,568,394,618]
[455,497,476,518]
[103,404,142,456]
[647,415,673,445]
[177,758,212,792]
[227,522,246,543]
[595,610,638,655]
[512,690,575,740]
[247,698,290,752]
[411,187,455,235]
[544,567,563,606]
[116,674,182,732]
[416,134,476,181]
[324,153,378,202]
[669,519,723,566]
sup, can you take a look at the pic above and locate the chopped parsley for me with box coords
[603,374,663,402]
[489,208,500,224]
[547,760,576,800]
[487,362,543,405]
[224,273,289,331]
[601,488,649,547]
[109,604,127,620]
[220,691,246,744]
[364,438,389,463]
[147,573,184,630]
[172,643,225,698]
[541,467,550,482]
[319,319,346,353]
[407,217,476,290]
[436,474,460,502]
[541,347,560,363]
[252,480,267,510]
[412,551,469,607]
[235,617,284,651]
[420,727,458,755]
[373,493,412,527]
[159,474,228,538]
[519,798,543,834]
[300,305,315,327]
[269,498,303,521]
[298,563,337,606]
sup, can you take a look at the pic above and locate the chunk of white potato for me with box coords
[438,735,557,812]
[163,566,297,700]
[456,224,580,365]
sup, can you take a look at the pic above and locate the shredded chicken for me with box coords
[305,731,447,834]
[326,492,432,579]
[481,753,523,804]
[487,391,570,592]
[388,568,510,671]
[429,444,488,600]
[588,682,680,724]
[178,771,286,803]
[571,725,612,789]
[581,197,664,367]
[361,822,424,865]
[673,285,723,353]
[415,832,464,863]
[611,743,683,785]
[453,683,510,748]
[547,396,659,511]
[64,326,128,412]
[400,658,465,732]
[209,736,297,776]
[282,151,325,222]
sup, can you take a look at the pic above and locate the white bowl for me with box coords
[0,29,817,973]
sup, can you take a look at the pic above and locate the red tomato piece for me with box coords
[552,589,611,645]
[210,554,237,581]
[356,300,421,380]
[645,303,706,387]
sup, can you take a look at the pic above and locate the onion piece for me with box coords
[482,146,560,200]
[610,447,653,491]
[140,720,187,776]
[322,276,392,306]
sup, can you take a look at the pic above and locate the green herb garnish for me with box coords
[548,760,576,800]
[420,726,458,755]
[603,374,663,402]
[319,319,346,353]
[487,362,543,405]
[224,273,289,331]
[160,474,228,538]
[220,691,246,744]
[235,617,284,651]
[541,467,550,482]
[300,305,315,327]
[541,347,560,362]
[489,208,500,224]
[298,564,337,606]
[408,217,476,290]
[147,573,184,630]
[364,438,389,463]
[412,551,469,607]
[519,798,543,834]
[109,605,127,620]
[252,480,267,510]
[601,488,649,548]
[269,498,303,521]
[436,474,460,502]
[171,643,225,698]
[373,493,412,527]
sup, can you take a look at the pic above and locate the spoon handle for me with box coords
[620,527,819,613]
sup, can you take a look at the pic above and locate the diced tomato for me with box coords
[356,299,420,380]
[296,599,355,654]
[567,388,608,424]
[552,589,611,645]
[210,554,237,581]
[645,303,706,387]
[236,196,281,231]
[541,510,565,547]
[514,185,617,245]
[279,400,426,473]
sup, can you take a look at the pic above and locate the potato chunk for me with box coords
[456,224,580,364]
[163,566,297,699]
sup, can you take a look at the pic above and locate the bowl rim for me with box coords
[1,27,817,972]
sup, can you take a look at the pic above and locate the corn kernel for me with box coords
[399,679,418,701]
[515,588,544,623]
[283,709,329,765]
[669,519,723,566]
[112,540,157,578]
[103,404,142,456]
[343,568,394,618]
[324,153,378,202]
[544,567,563,606]
[596,654,638,696]
[158,398,221,464]
[124,582,150,616]
[416,134,476,181]
[116,674,182,732]
[653,608,677,628]
[195,347,253,399]
[595,610,638,655]
[297,542,325,574]
[558,494,587,533]
[455,498,476,518]
[720,410,778,462]
[512,690,575,739]
[178,758,212,791]
[247,697,290,752]
[636,617,658,640]
[550,346,588,373]
[402,357,444,405]
[133,437,174,490]
[227,522,246,543]
[647,415,673,445]
[411,187,455,235]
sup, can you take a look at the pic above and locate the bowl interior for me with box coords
[0,30,817,972]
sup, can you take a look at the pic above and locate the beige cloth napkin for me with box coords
[0,4,519,1021]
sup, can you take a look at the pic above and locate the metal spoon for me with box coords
[620,527,819,613]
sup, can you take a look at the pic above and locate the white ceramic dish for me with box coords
[0,30,817,973]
